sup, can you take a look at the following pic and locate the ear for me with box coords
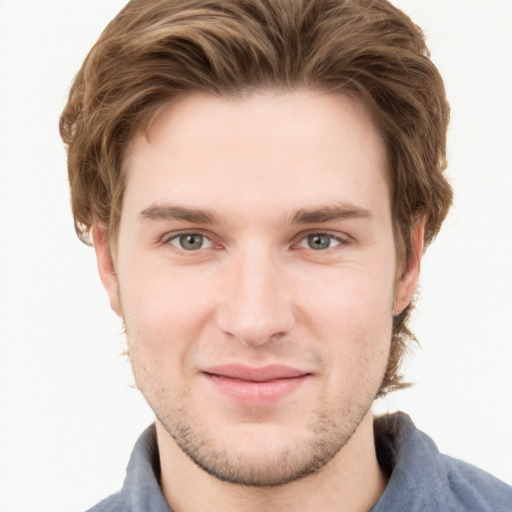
[393,218,425,315]
[91,225,122,317]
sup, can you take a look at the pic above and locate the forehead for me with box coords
[123,90,389,222]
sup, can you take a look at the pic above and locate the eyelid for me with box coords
[293,230,352,249]
[161,229,217,250]
[161,227,210,241]
[158,228,351,252]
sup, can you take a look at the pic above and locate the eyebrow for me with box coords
[138,202,372,226]
[139,205,220,224]
[291,203,372,224]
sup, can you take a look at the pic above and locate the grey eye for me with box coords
[180,234,203,250]
[168,233,212,251]
[306,233,333,250]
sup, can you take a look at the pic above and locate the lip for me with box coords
[202,364,311,406]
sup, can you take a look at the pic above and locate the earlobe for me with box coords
[393,218,425,315]
[92,225,122,317]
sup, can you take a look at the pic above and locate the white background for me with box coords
[0,1,511,511]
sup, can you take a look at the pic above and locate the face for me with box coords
[95,90,421,486]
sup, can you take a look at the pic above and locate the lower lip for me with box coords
[204,373,310,406]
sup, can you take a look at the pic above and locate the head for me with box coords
[60,0,451,412]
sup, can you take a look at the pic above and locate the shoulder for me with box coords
[441,454,512,511]
[373,412,512,512]
[83,424,170,512]
[84,491,126,512]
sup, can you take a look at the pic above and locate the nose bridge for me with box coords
[216,243,295,346]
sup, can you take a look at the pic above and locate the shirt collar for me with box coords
[121,413,449,512]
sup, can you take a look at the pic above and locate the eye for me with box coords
[297,233,343,251]
[167,233,213,251]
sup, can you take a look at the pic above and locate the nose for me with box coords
[215,248,295,347]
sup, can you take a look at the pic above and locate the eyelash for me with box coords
[161,230,351,253]
[163,231,215,252]
[294,232,351,251]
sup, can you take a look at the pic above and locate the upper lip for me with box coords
[203,364,310,382]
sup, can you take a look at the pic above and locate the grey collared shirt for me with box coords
[86,413,512,512]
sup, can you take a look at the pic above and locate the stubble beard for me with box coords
[123,301,388,488]
[150,385,377,487]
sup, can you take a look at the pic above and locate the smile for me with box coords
[202,364,312,406]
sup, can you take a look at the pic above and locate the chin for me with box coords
[159,400,369,487]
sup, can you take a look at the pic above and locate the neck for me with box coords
[156,410,387,512]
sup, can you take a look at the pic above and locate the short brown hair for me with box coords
[60,0,453,395]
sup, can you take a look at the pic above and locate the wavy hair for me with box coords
[60,0,453,395]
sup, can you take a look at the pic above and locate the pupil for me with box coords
[180,234,202,250]
[308,234,330,250]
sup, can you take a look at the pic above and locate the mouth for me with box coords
[202,364,312,406]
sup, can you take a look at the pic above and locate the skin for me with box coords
[94,90,423,512]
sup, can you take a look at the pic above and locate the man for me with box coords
[59,0,512,510]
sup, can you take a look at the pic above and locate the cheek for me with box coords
[120,251,215,316]
[118,262,219,366]
[315,293,393,402]
[296,267,395,373]
[298,263,396,330]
